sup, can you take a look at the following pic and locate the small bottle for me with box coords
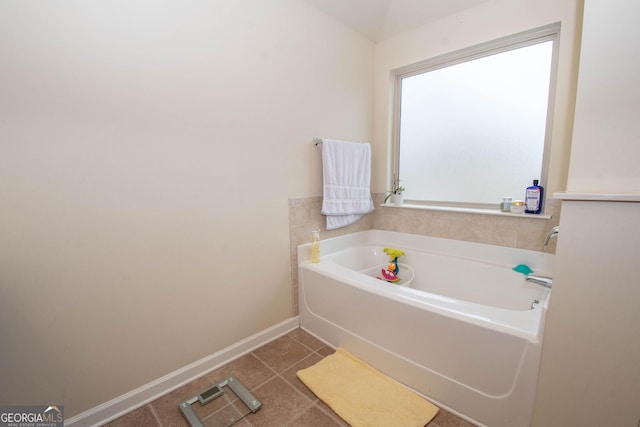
[500,197,512,212]
[311,230,321,263]
[525,179,544,214]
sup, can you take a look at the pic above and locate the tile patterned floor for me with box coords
[103,328,475,427]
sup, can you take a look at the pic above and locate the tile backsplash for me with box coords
[288,194,560,315]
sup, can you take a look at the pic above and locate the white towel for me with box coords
[321,139,375,230]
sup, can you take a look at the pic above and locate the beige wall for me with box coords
[0,0,373,417]
[534,202,640,426]
[533,0,640,425]
[564,0,640,193]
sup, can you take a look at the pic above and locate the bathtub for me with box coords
[297,230,553,427]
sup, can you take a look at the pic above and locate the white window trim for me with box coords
[390,23,561,212]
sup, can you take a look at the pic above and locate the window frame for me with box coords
[390,23,561,210]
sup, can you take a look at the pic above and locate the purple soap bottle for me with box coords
[525,179,544,214]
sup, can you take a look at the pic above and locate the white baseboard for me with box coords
[66,316,299,427]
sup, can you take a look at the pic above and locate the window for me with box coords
[392,24,560,208]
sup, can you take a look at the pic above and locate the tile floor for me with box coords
[103,328,475,427]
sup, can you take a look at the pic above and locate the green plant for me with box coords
[383,175,405,203]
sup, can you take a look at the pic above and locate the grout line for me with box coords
[147,403,163,427]
[200,395,247,426]
[313,402,346,426]
[285,400,320,427]
[279,378,318,425]
[249,351,280,379]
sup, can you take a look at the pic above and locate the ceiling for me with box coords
[299,0,490,41]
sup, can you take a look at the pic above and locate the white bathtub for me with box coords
[297,230,553,427]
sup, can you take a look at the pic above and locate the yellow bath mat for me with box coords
[297,348,439,427]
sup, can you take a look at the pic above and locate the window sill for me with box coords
[380,203,552,219]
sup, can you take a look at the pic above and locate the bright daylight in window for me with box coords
[394,25,559,208]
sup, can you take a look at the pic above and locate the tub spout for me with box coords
[544,226,559,246]
[525,275,553,288]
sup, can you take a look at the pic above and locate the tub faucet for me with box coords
[544,226,559,246]
[525,275,553,288]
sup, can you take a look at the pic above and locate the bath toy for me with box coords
[378,247,406,283]
[383,247,405,275]
[512,264,534,275]
[381,269,400,282]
